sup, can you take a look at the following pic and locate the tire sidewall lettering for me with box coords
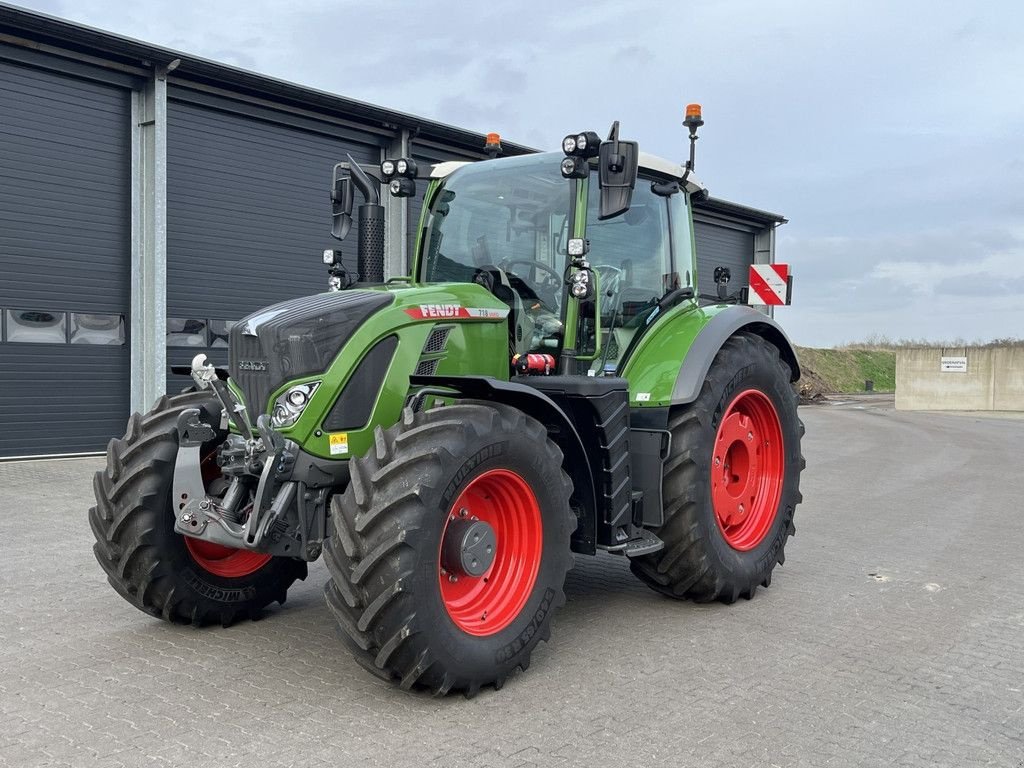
[183,568,258,603]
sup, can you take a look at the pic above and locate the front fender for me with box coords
[620,302,800,407]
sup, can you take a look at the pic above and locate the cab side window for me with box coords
[586,180,678,322]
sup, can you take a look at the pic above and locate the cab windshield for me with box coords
[421,153,570,316]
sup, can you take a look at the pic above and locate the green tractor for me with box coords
[90,107,803,696]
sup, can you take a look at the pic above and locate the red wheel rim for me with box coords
[182,454,272,579]
[184,536,271,578]
[711,389,785,551]
[438,469,543,636]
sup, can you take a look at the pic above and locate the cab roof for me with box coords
[429,151,707,195]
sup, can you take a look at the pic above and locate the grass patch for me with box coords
[795,346,895,394]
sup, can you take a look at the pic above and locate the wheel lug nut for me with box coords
[459,508,468,518]
[747,432,753,441]
[448,574,458,583]
[715,458,721,466]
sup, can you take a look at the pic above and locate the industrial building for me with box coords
[0,3,786,458]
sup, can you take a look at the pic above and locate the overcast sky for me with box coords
[17,0,1024,346]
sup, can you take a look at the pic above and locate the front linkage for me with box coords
[172,355,331,563]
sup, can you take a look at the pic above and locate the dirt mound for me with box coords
[796,368,831,404]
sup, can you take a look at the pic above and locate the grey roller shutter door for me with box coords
[165,97,384,393]
[693,220,754,298]
[0,59,130,458]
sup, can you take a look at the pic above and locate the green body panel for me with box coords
[618,301,732,407]
[261,282,509,460]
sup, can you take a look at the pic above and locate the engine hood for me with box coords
[229,290,394,413]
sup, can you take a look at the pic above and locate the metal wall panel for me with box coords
[693,219,755,298]
[165,97,385,394]
[0,58,130,457]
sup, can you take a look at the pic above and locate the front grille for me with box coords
[229,333,273,418]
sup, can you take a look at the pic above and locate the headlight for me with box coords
[381,159,396,177]
[271,382,320,428]
[562,135,577,154]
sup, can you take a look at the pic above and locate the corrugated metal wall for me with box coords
[164,91,385,394]
[0,58,130,457]
[693,219,755,298]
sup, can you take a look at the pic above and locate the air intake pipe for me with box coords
[346,154,386,283]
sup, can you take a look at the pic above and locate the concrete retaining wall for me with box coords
[895,346,1024,411]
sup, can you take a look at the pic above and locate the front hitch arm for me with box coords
[172,409,299,553]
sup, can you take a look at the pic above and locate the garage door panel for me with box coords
[694,221,754,298]
[0,345,129,457]
[167,100,384,320]
[0,59,130,457]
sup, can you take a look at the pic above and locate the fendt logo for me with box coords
[237,360,269,372]
[403,305,510,321]
[419,304,462,318]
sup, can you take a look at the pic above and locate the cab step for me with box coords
[622,528,664,558]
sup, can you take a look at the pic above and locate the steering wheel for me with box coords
[501,258,563,287]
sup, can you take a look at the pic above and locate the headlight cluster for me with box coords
[271,381,320,429]
[381,157,418,198]
[560,130,600,178]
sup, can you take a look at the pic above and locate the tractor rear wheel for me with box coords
[323,402,575,696]
[630,333,804,602]
[89,391,306,626]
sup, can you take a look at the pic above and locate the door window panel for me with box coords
[70,313,125,345]
[167,317,208,347]
[6,309,67,343]
[209,319,234,349]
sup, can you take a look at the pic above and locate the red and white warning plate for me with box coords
[747,264,791,306]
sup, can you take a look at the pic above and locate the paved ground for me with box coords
[2,402,1023,767]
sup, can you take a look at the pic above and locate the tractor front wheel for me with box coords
[323,403,575,696]
[631,333,804,602]
[89,391,307,626]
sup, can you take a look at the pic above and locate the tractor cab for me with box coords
[418,148,702,375]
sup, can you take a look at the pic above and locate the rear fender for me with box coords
[620,303,800,407]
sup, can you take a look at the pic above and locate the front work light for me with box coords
[560,156,589,179]
[395,158,418,178]
[380,159,396,179]
[563,131,600,158]
[388,177,417,198]
[567,238,588,257]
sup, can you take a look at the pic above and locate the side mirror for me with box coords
[331,173,353,240]
[597,121,639,220]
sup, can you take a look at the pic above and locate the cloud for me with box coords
[20,0,1024,345]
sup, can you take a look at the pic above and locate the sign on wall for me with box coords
[940,356,968,373]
